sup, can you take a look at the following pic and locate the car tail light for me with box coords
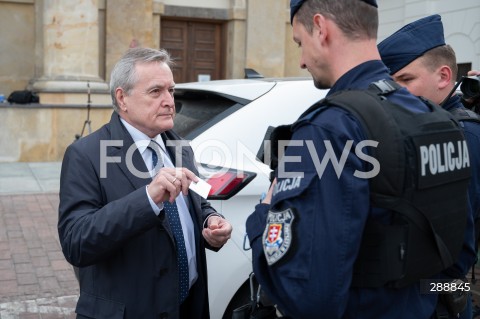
[198,164,256,200]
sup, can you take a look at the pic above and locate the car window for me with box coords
[174,90,248,139]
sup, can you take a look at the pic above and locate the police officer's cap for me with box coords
[378,14,445,75]
[290,0,378,24]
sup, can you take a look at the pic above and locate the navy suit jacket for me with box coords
[58,112,217,319]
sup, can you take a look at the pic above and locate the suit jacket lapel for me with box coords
[109,112,151,190]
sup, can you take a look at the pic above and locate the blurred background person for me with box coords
[379,14,480,319]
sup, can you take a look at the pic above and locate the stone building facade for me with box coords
[0,0,306,105]
[0,0,479,162]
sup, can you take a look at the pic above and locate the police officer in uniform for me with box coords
[379,15,480,319]
[246,1,446,318]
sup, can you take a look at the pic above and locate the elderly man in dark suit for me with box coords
[58,47,232,319]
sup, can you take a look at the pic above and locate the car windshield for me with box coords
[173,90,248,139]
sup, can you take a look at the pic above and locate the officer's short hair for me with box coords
[294,0,378,40]
[421,45,458,84]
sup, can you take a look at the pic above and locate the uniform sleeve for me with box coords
[246,108,371,318]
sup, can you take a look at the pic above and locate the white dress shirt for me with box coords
[120,118,198,289]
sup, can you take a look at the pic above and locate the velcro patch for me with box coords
[263,208,295,266]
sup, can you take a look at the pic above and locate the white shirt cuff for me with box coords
[146,186,163,215]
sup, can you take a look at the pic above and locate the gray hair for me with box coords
[295,0,378,40]
[109,47,173,112]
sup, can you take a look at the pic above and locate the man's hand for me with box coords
[202,215,232,248]
[147,167,198,203]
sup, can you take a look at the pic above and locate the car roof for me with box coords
[175,77,314,101]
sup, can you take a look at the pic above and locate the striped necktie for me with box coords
[148,140,190,303]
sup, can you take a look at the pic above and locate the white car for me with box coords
[174,77,328,319]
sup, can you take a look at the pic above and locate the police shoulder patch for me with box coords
[263,208,295,266]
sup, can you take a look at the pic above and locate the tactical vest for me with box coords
[267,80,471,288]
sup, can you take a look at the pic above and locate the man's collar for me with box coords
[120,118,166,154]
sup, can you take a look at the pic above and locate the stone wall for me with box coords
[0,104,113,162]
[0,0,36,99]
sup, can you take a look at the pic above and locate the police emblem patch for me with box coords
[263,208,295,265]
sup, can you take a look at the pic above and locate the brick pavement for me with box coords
[0,193,78,319]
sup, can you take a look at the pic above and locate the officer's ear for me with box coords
[437,65,453,90]
[312,14,327,40]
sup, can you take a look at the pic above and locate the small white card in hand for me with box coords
[189,178,211,199]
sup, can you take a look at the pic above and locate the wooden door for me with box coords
[161,19,224,83]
